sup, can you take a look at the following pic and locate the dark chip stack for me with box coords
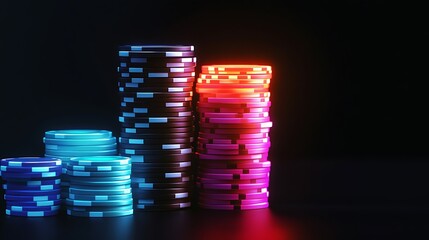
[117,45,196,210]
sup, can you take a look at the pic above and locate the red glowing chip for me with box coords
[201,65,272,74]
[198,197,268,205]
[198,142,271,150]
[197,187,268,194]
[199,97,270,105]
[199,128,270,135]
[197,78,270,84]
[198,190,269,200]
[197,160,271,169]
[198,137,270,145]
[198,122,273,129]
[198,172,269,180]
[196,87,269,93]
[199,73,271,80]
[198,202,269,210]
[199,112,269,118]
[203,70,271,75]
[200,117,270,124]
[198,167,271,175]
[197,153,268,160]
[197,147,269,155]
[196,83,270,89]
[198,132,269,140]
[197,178,269,184]
[196,182,269,190]
[197,101,271,109]
[197,107,270,114]
[198,92,270,99]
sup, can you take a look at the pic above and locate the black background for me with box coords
[0,0,428,239]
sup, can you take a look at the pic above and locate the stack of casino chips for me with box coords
[195,65,272,210]
[0,157,62,217]
[43,130,118,202]
[65,156,133,217]
[117,45,196,210]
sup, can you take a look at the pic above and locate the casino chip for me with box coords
[65,156,133,217]
[0,157,62,217]
[43,130,118,207]
[195,65,272,210]
[117,44,196,210]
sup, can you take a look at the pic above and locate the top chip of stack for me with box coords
[43,130,118,204]
[1,157,62,217]
[117,44,196,211]
[195,64,272,210]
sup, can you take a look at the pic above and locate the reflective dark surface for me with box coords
[1,157,429,240]
[0,208,293,240]
[1,205,428,240]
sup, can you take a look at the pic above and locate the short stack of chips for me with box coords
[65,156,133,217]
[195,65,272,210]
[0,157,62,217]
[117,45,196,210]
[43,130,118,203]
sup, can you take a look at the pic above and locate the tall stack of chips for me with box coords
[195,65,272,210]
[0,157,62,217]
[43,130,118,204]
[65,156,133,217]
[117,45,196,210]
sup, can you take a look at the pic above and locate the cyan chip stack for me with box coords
[43,130,118,204]
[65,156,133,217]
